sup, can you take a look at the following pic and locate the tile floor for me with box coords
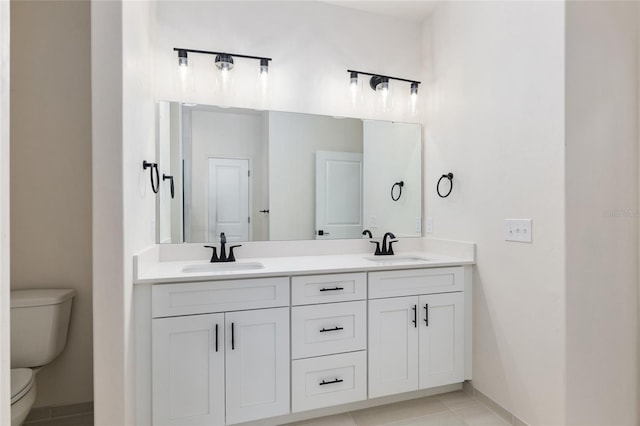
[22,391,509,426]
[286,391,511,426]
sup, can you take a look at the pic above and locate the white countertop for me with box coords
[134,251,474,284]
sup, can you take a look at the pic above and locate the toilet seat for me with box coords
[10,368,34,405]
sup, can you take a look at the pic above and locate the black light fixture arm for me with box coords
[174,47,272,63]
[347,69,420,86]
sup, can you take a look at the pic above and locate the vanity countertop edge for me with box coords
[134,251,475,285]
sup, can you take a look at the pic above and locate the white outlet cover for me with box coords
[425,217,433,234]
[504,219,532,243]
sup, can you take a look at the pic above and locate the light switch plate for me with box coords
[504,219,532,243]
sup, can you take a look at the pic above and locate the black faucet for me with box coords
[362,229,372,238]
[205,232,241,262]
[370,232,398,256]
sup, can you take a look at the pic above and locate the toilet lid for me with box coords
[11,368,34,405]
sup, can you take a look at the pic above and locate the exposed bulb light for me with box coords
[177,49,188,68]
[410,82,418,98]
[350,71,358,88]
[370,75,389,93]
[215,53,234,71]
[260,58,269,76]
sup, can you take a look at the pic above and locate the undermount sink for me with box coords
[182,262,265,273]
[363,256,431,263]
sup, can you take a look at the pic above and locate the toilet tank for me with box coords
[10,289,76,368]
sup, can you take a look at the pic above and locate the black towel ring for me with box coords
[437,173,454,198]
[143,161,160,194]
[391,181,404,201]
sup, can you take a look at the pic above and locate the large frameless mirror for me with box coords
[157,101,422,243]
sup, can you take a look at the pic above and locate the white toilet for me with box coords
[10,289,75,426]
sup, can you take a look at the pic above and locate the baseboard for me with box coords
[465,381,528,426]
[24,401,93,425]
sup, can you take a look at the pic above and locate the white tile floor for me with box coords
[286,391,512,426]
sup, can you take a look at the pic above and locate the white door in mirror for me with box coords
[208,158,250,242]
[315,151,363,239]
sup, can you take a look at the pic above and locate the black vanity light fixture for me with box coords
[347,69,420,96]
[175,47,271,75]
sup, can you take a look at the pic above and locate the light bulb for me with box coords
[215,54,234,71]
[177,49,188,68]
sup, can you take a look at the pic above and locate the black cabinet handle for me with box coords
[424,304,429,327]
[319,378,343,386]
[231,322,235,350]
[259,209,270,213]
[215,323,219,352]
[162,174,174,199]
[412,305,417,328]
[319,287,344,292]
[320,326,344,333]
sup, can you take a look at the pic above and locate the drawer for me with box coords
[291,273,366,305]
[292,301,366,359]
[292,351,367,413]
[152,277,289,318]
[368,267,464,299]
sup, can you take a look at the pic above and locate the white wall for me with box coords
[423,2,566,424]
[269,111,362,240]
[565,2,638,424]
[0,0,10,423]
[10,0,93,408]
[363,120,422,238]
[91,2,125,424]
[122,1,157,424]
[92,0,157,424]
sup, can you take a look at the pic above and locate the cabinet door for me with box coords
[225,307,290,424]
[368,296,419,398]
[152,313,225,426]
[419,292,465,389]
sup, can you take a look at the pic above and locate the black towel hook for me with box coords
[391,181,404,202]
[437,173,454,198]
[142,161,160,194]
[163,174,175,199]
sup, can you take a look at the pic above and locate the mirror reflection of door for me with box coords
[315,151,363,239]
[207,158,250,242]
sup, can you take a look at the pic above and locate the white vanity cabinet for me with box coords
[136,262,472,426]
[368,268,466,398]
[150,278,290,426]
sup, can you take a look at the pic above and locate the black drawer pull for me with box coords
[319,286,344,292]
[231,322,235,350]
[319,378,343,386]
[320,326,344,333]
[215,323,219,352]
[412,304,417,328]
[424,304,429,327]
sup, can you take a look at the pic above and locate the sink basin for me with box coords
[182,262,265,273]
[364,256,431,264]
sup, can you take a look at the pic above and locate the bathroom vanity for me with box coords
[133,243,474,426]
